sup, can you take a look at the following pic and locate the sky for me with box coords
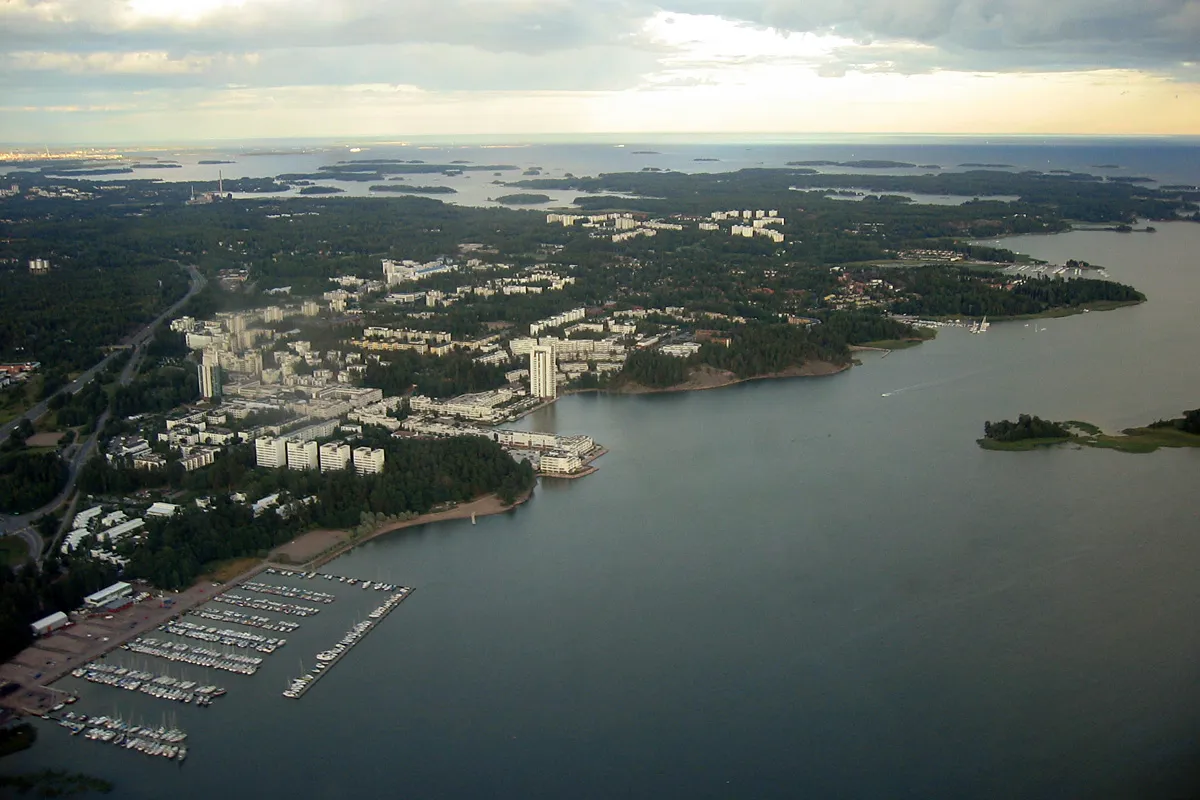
[1,0,1199,143]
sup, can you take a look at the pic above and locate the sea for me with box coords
[5,134,1200,208]
[5,140,1200,798]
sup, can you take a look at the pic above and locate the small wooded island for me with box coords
[494,193,552,205]
[980,409,1200,453]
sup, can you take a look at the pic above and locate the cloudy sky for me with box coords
[2,0,1199,143]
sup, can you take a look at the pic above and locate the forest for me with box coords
[361,351,509,398]
[0,259,188,372]
[982,415,1071,442]
[510,167,1195,223]
[118,435,534,589]
[0,450,68,514]
[1149,408,1200,435]
[888,269,1143,318]
[0,554,121,662]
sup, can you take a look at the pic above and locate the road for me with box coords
[0,265,205,560]
[0,264,204,446]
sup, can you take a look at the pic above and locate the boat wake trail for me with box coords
[881,369,990,398]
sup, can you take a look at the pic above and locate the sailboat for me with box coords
[970,316,990,334]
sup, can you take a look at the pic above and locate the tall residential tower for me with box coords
[530,345,556,399]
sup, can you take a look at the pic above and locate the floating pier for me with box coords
[68,663,225,706]
[189,606,300,632]
[282,588,412,700]
[213,593,321,617]
[123,637,263,675]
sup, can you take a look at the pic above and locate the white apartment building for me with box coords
[319,442,351,472]
[286,440,319,471]
[530,346,556,399]
[352,447,386,475]
[540,451,584,475]
[198,349,221,399]
[255,437,288,469]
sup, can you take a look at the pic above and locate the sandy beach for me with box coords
[270,491,532,570]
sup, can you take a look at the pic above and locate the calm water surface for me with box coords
[7,223,1200,798]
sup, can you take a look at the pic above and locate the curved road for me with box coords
[0,264,205,561]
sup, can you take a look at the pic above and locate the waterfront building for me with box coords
[83,581,133,609]
[255,437,288,469]
[540,451,585,475]
[530,346,556,399]
[286,440,319,471]
[31,611,69,636]
[319,442,351,472]
[352,447,386,475]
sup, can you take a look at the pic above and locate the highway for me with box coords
[0,264,205,562]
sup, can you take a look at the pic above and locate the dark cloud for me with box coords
[672,0,1200,74]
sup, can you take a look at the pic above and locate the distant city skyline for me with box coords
[2,1,1198,143]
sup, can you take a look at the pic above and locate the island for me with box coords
[494,193,552,205]
[694,158,720,162]
[632,150,660,155]
[979,409,1200,453]
[298,185,344,195]
[367,184,457,194]
[198,159,235,165]
[960,163,1014,168]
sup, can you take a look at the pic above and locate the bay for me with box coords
[7,223,1200,797]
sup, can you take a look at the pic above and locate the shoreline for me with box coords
[0,491,532,716]
[560,360,850,398]
[272,490,533,571]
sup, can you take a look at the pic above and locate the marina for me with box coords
[239,580,336,604]
[283,588,412,699]
[53,711,188,762]
[161,620,287,653]
[68,664,225,707]
[188,606,300,632]
[212,593,321,617]
[122,637,264,675]
[266,567,402,591]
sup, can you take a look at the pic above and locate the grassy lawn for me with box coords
[979,425,1200,454]
[202,557,263,584]
[1082,427,1200,454]
[0,536,32,567]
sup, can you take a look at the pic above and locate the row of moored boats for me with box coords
[213,592,321,617]
[56,712,187,761]
[240,580,336,604]
[162,619,286,653]
[69,664,225,706]
[123,636,263,675]
[190,606,300,632]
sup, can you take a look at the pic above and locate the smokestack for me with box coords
[219,170,223,195]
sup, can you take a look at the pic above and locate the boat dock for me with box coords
[188,606,300,632]
[213,593,321,617]
[282,588,412,700]
[123,637,264,675]
[68,663,225,707]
